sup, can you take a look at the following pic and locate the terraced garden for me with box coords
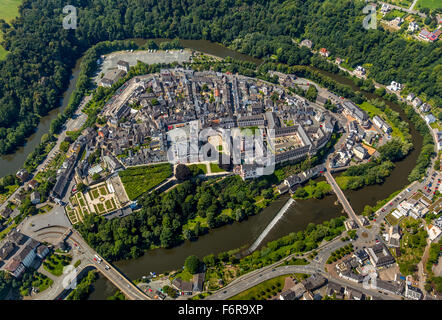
[119,163,173,200]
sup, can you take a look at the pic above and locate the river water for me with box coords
[87,40,423,300]
[0,58,83,177]
[0,38,418,299]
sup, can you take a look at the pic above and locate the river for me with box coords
[0,58,83,177]
[1,38,418,299]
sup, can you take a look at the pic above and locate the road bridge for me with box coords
[324,171,362,227]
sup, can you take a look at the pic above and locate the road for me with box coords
[0,100,89,213]
[379,1,427,18]
[20,225,150,300]
[324,171,362,227]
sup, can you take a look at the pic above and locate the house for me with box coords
[30,191,41,205]
[237,164,259,181]
[408,21,420,33]
[405,285,422,300]
[16,169,29,182]
[0,241,16,261]
[342,101,369,124]
[302,274,327,291]
[4,259,25,278]
[279,283,306,300]
[353,144,368,160]
[381,3,391,14]
[424,114,436,124]
[171,277,193,295]
[27,179,39,190]
[354,66,366,76]
[427,224,442,242]
[300,39,313,49]
[100,69,126,88]
[326,282,345,299]
[117,60,130,73]
[348,289,365,300]
[419,103,431,113]
[0,206,12,219]
[375,279,403,295]
[335,57,342,65]
[319,48,330,57]
[412,97,422,107]
[8,229,26,245]
[387,81,402,92]
[406,93,415,102]
[192,273,205,293]
[36,244,49,259]
[372,115,392,133]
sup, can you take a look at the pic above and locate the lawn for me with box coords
[358,102,382,118]
[292,181,332,199]
[43,253,72,276]
[0,0,22,60]
[119,163,173,200]
[210,162,225,173]
[188,163,208,175]
[416,0,442,10]
[90,188,100,200]
[229,275,286,300]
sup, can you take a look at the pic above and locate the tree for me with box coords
[305,85,318,102]
[203,254,216,267]
[92,173,101,181]
[76,183,86,193]
[175,164,191,181]
[60,141,70,153]
[184,255,201,274]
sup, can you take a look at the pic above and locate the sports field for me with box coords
[416,0,442,10]
[0,0,22,59]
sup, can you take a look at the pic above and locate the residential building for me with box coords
[366,243,396,268]
[117,60,130,73]
[405,285,422,300]
[319,48,330,57]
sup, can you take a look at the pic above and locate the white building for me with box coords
[387,81,402,92]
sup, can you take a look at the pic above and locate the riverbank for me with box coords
[82,39,426,299]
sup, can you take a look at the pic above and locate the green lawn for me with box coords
[0,0,22,60]
[416,0,442,10]
[229,275,286,300]
[210,163,225,173]
[358,102,382,118]
[119,163,173,200]
[188,163,208,175]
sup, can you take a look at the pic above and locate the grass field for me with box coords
[416,0,442,10]
[210,162,225,173]
[119,163,173,200]
[0,0,22,60]
[229,275,286,300]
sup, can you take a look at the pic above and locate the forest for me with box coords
[0,0,440,154]
[75,175,276,261]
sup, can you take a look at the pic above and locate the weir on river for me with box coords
[247,198,295,253]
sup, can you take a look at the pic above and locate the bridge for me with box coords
[324,171,362,227]
[33,226,150,300]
